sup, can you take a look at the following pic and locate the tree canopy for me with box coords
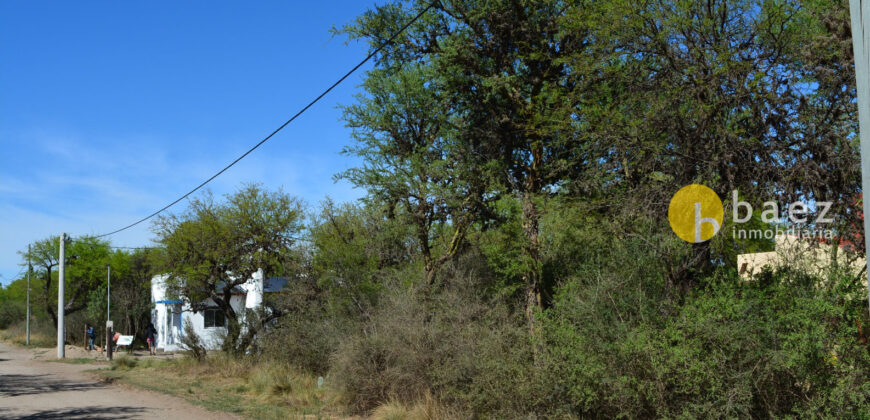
[154,184,305,355]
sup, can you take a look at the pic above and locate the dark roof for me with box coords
[214,282,246,295]
[264,277,288,293]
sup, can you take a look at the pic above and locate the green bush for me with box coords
[329,256,532,416]
[262,216,870,419]
[540,265,870,418]
[111,355,138,370]
[258,273,362,375]
[0,318,56,347]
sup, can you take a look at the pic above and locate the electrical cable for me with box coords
[83,1,435,240]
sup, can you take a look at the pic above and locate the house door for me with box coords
[170,306,182,345]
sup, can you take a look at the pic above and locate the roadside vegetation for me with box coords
[100,354,345,420]
[3,0,870,418]
[0,318,57,348]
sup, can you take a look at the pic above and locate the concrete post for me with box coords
[57,233,65,359]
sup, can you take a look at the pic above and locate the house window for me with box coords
[203,309,225,328]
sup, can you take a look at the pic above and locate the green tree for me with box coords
[310,199,416,317]
[342,0,583,330]
[561,0,861,290]
[85,249,155,338]
[154,184,304,356]
[21,236,111,328]
[340,62,486,285]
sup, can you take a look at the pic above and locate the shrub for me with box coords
[540,265,870,418]
[259,277,353,375]
[181,322,207,362]
[330,255,533,417]
[0,318,56,347]
[111,355,138,370]
[370,393,462,420]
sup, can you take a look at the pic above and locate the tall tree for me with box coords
[342,0,860,316]
[310,199,417,317]
[154,184,304,356]
[340,63,485,285]
[21,236,111,329]
[343,0,582,329]
[562,0,861,291]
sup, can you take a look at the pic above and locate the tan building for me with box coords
[737,234,866,279]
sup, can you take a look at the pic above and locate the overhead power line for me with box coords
[0,267,27,283]
[88,1,436,240]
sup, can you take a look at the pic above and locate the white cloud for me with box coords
[0,129,364,285]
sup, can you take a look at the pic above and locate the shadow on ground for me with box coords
[0,406,147,420]
[0,373,105,397]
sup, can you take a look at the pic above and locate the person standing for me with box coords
[145,322,157,355]
[86,324,96,351]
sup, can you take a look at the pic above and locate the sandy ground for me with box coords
[0,341,240,420]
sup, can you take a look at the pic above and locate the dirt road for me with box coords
[0,341,239,420]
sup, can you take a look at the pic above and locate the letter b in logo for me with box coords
[668,184,724,243]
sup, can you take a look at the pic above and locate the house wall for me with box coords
[151,269,264,351]
[179,295,246,350]
[151,275,183,351]
[737,235,866,280]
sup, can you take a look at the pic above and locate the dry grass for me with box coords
[110,355,139,370]
[98,353,349,419]
[369,393,461,420]
[0,322,55,348]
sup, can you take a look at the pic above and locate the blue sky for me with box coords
[0,1,381,284]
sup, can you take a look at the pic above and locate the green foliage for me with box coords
[155,184,305,356]
[14,235,112,328]
[539,261,870,418]
[4,2,866,419]
[259,269,366,375]
[0,276,29,329]
[111,354,139,370]
[475,196,525,296]
[309,199,415,316]
[330,257,528,415]
[339,58,488,283]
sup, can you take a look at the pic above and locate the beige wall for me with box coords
[737,235,866,279]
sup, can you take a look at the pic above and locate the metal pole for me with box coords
[57,233,65,359]
[26,244,31,346]
[107,265,111,323]
[849,0,870,316]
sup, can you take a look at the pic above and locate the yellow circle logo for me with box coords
[668,184,724,243]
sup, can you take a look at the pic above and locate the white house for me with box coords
[150,269,287,351]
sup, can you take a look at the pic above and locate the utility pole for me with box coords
[849,0,870,316]
[26,244,31,346]
[106,265,113,361]
[57,233,66,359]
[107,265,111,323]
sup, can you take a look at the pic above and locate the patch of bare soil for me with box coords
[0,341,239,420]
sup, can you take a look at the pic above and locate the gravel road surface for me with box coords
[0,341,239,420]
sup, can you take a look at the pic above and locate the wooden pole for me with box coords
[107,321,113,361]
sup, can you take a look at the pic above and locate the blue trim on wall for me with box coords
[156,300,183,304]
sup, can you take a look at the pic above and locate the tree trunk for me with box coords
[668,242,710,298]
[521,189,542,335]
[216,287,242,356]
[43,270,58,329]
